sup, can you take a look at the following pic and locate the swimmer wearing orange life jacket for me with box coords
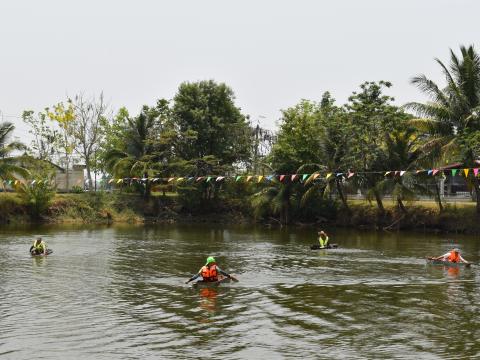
[185,256,237,284]
[431,248,470,264]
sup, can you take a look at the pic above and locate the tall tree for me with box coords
[406,45,480,213]
[46,102,76,191]
[104,100,172,199]
[172,80,252,166]
[70,93,109,189]
[22,110,60,161]
[345,81,406,214]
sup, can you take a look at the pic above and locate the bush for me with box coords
[70,185,84,193]
[16,179,56,220]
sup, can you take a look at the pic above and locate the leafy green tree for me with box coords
[270,99,324,173]
[172,80,252,166]
[104,100,172,199]
[46,102,76,190]
[345,81,406,214]
[406,45,480,213]
[22,110,60,161]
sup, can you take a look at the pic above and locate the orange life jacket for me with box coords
[201,264,218,281]
[448,251,460,263]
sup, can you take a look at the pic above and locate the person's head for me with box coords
[453,248,460,254]
[205,256,216,266]
[318,231,326,237]
[35,237,42,244]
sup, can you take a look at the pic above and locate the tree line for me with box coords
[1,45,480,224]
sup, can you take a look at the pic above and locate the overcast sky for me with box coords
[0,0,478,140]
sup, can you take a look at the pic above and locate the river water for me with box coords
[0,225,479,359]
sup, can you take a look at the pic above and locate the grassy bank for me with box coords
[336,200,480,233]
[1,192,480,233]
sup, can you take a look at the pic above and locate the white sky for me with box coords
[0,0,478,142]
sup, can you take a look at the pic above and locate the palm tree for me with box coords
[104,111,158,199]
[406,45,480,213]
[0,122,28,185]
[251,180,296,226]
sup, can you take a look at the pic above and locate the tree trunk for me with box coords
[373,189,385,215]
[65,155,70,192]
[434,181,444,213]
[397,197,407,214]
[473,176,480,214]
[143,172,150,201]
[335,178,350,213]
[85,161,93,190]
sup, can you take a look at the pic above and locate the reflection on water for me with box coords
[0,225,479,359]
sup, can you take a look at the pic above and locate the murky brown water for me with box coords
[1,225,479,359]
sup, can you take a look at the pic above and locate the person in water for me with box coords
[432,248,470,264]
[30,237,47,255]
[185,256,236,284]
[318,230,329,248]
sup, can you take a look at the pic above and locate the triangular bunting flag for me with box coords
[116,179,123,184]
[451,169,458,176]
[216,176,225,182]
[464,169,469,177]
[196,177,204,182]
[108,179,114,184]
[395,171,400,176]
[400,171,406,176]
[326,173,333,180]
[246,176,253,182]
[257,176,264,183]
[168,177,175,182]
[313,173,320,180]
[291,174,298,181]
[432,169,439,176]
[266,175,274,181]
[177,177,184,182]
[302,174,309,181]
[427,170,433,175]
[474,168,479,177]
[385,171,391,176]
[348,172,355,178]
[416,170,423,174]
[235,176,242,182]
[206,176,212,182]
[279,175,286,182]
[31,180,36,185]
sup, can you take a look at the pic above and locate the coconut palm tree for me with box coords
[406,45,480,213]
[0,122,28,185]
[104,111,158,199]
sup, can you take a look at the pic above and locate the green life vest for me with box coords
[319,235,329,247]
[32,240,46,252]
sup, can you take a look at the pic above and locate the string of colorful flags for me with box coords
[101,167,479,185]
[1,168,479,187]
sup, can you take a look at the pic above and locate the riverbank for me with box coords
[1,192,480,233]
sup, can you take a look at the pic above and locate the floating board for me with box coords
[30,249,53,257]
[310,244,338,250]
[426,258,471,267]
[192,276,232,288]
